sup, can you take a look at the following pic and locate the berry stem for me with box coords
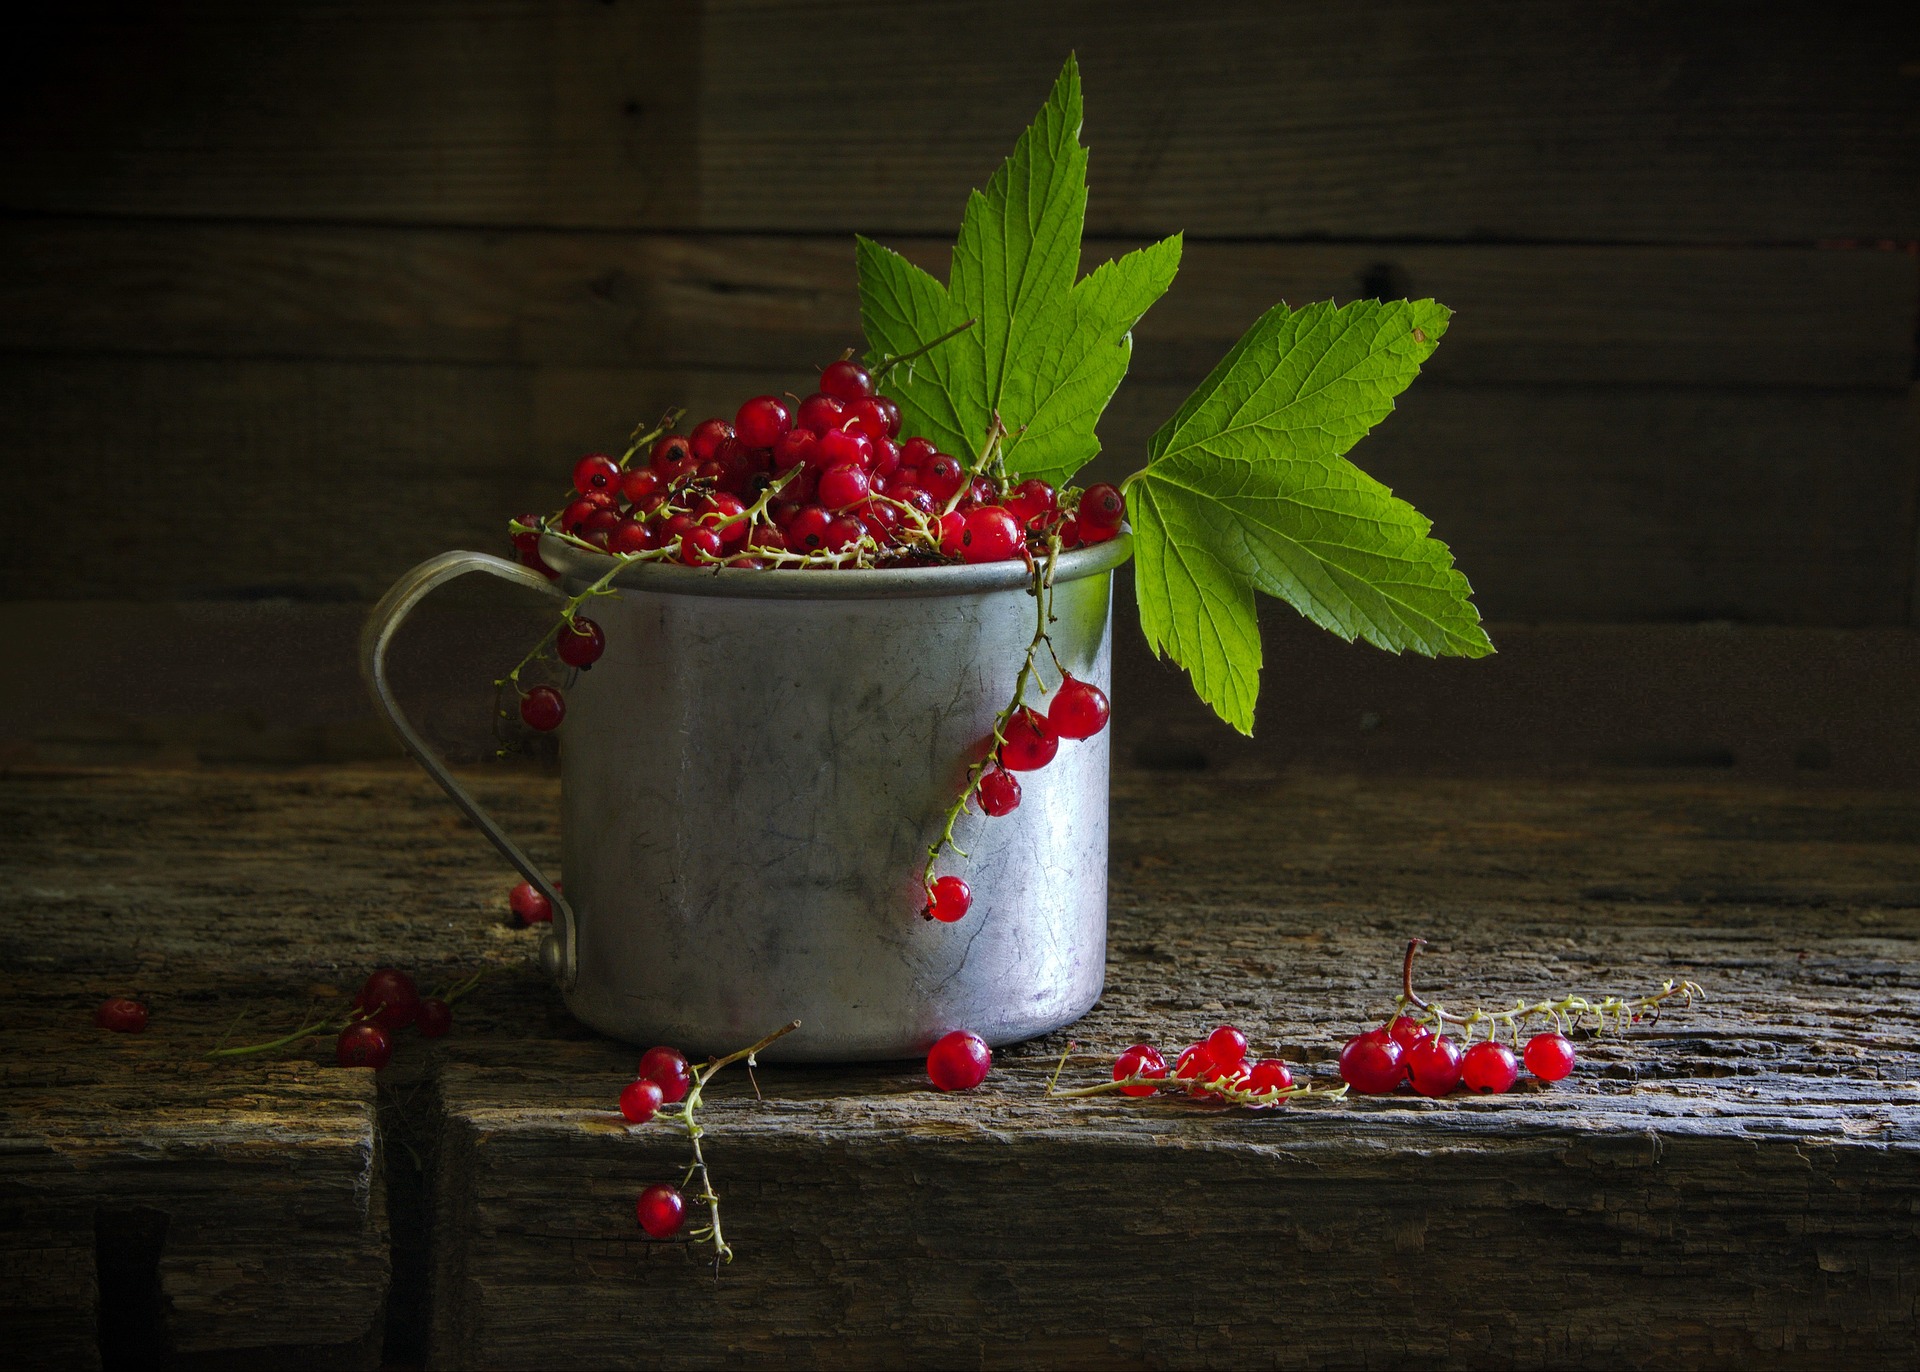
[870,317,978,382]
[617,408,686,470]
[1394,940,1705,1045]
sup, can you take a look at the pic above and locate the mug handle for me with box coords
[360,550,578,990]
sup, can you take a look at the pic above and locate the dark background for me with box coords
[2,2,1916,781]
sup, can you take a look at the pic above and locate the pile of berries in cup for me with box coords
[1338,1017,1577,1096]
[508,357,1127,595]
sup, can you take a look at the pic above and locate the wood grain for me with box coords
[3,221,1912,388]
[2,765,1915,1366]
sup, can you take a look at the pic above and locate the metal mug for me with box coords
[361,532,1131,1061]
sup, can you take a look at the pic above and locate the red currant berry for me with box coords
[846,396,898,441]
[636,1183,685,1238]
[902,436,938,464]
[519,686,565,732]
[560,498,599,537]
[749,523,788,553]
[1174,1043,1218,1095]
[817,463,871,510]
[95,997,149,1032]
[415,997,453,1039]
[795,392,846,435]
[1057,515,1082,549]
[820,358,874,402]
[508,880,552,925]
[960,507,1022,563]
[619,467,660,506]
[975,765,1021,816]
[638,1046,692,1104]
[677,527,724,565]
[772,427,817,474]
[965,477,997,508]
[1112,1043,1168,1097]
[687,419,732,462]
[1244,1058,1294,1099]
[893,484,937,517]
[926,1029,991,1092]
[1047,676,1110,740]
[572,453,619,496]
[816,427,871,470]
[355,968,420,1031]
[787,506,832,552]
[821,515,862,552]
[609,520,654,556]
[924,875,972,923]
[1405,1035,1462,1097]
[999,708,1059,771]
[920,454,966,502]
[1005,479,1058,530]
[1205,1024,1249,1070]
[936,510,966,557]
[1387,1015,1431,1053]
[1460,1040,1521,1094]
[649,433,696,480]
[696,493,750,548]
[556,616,605,668]
[867,434,902,478]
[1338,1029,1405,1094]
[336,1022,393,1070]
[734,395,791,449]
[1080,483,1126,530]
[1523,1031,1577,1083]
[619,1077,664,1124]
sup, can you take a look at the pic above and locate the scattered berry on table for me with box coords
[638,1046,692,1104]
[1404,1035,1463,1097]
[355,968,420,1032]
[336,1022,393,1070]
[1460,1040,1520,1094]
[636,1183,686,1238]
[1205,1024,1248,1070]
[508,880,553,925]
[1523,1031,1577,1082]
[1244,1058,1294,1100]
[1112,1044,1168,1096]
[95,997,149,1033]
[619,1077,665,1124]
[415,997,453,1039]
[1338,1028,1405,1094]
[924,875,972,923]
[926,1029,992,1092]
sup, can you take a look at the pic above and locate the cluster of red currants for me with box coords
[618,1045,695,1239]
[510,359,1129,586]
[334,967,456,1070]
[1338,1018,1577,1097]
[923,673,1112,924]
[1109,1023,1297,1103]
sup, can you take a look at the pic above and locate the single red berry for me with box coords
[415,997,453,1039]
[1005,478,1058,529]
[572,453,620,496]
[925,875,972,923]
[560,498,599,537]
[734,395,792,449]
[520,686,565,731]
[619,1077,665,1124]
[920,454,966,502]
[638,1046,692,1104]
[1387,1015,1431,1053]
[636,1183,686,1238]
[999,708,1059,772]
[867,434,902,477]
[820,359,875,402]
[1244,1058,1294,1100]
[1205,1024,1249,1070]
[1048,677,1110,740]
[336,1022,393,1070]
[975,765,1021,816]
[1405,1035,1463,1097]
[1173,1043,1218,1096]
[95,997,149,1033]
[619,467,660,506]
[677,527,724,565]
[1080,483,1126,530]
[556,616,605,668]
[772,426,817,474]
[796,392,847,435]
[1057,515,1082,549]
[1460,1040,1521,1094]
[815,426,871,470]
[609,519,654,556]
[696,493,750,548]
[926,1029,992,1092]
[936,510,966,557]
[649,433,696,480]
[1523,1032,1577,1083]
[687,419,733,462]
[749,523,789,553]
[965,477,996,508]
[1112,1044,1168,1097]
[817,463,871,510]
[902,436,938,464]
[787,506,832,552]
[846,396,898,441]
[508,880,552,925]
[1338,1029,1405,1094]
[821,515,862,552]
[355,967,420,1031]
[892,484,937,516]
[960,507,1023,563]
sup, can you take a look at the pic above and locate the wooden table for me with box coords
[5,764,1917,1368]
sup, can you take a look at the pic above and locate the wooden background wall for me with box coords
[2,2,1916,776]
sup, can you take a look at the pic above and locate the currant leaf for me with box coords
[1129,298,1493,734]
[856,54,1177,483]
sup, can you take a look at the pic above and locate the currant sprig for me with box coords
[206,966,486,1070]
[1044,1039,1350,1108]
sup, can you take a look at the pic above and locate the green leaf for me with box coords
[857,55,1177,484]
[1129,298,1493,734]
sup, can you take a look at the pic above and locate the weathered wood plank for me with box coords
[4,765,1916,1366]
[2,355,1911,624]
[699,0,1920,241]
[2,221,1911,388]
[1,1,698,228]
[6,3,1912,241]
